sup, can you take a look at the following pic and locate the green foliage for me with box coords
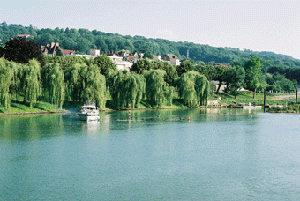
[224,65,245,95]
[176,71,209,107]
[244,56,263,91]
[144,70,173,107]
[80,64,106,109]
[107,71,146,109]
[0,58,12,108]
[44,55,87,70]
[41,63,65,108]
[266,72,295,93]
[176,61,194,77]
[131,58,151,74]
[21,59,42,107]
[93,55,116,75]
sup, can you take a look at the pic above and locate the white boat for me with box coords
[78,100,100,122]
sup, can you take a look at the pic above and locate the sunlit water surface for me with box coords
[1,108,300,200]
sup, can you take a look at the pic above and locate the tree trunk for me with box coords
[253,88,256,99]
[216,83,222,94]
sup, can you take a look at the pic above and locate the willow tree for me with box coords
[64,63,106,109]
[41,63,65,108]
[9,62,23,100]
[144,70,173,107]
[177,71,209,107]
[0,58,12,108]
[64,63,82,102]
[108,71,145,109]
[79,64,106,109]
[21,59,42,107]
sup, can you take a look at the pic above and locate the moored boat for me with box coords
[78,100,100,122]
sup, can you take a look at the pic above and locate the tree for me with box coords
[176,61,194,77]
[21,59,42,107]
[176,71,209,107]
[1,37,45,66]
[0,58,12,109]
[144,70,173,107]
[93,55,116,75]
[107,71,146,109]
[224,65,245,98]
[41,63,65,108]
[244,56,263,99]
[214,64,231,94]
[131,58,151,74]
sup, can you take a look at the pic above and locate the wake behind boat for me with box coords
[78,100,100,122]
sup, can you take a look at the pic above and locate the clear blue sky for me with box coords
[1,0,299,59]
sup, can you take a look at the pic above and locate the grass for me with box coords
[214,91,292,107]
[0,100,65,114]
[268,103,300,113]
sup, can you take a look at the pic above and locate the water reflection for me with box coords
[0,108,261,142]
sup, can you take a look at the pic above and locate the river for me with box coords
[0,108,300,200]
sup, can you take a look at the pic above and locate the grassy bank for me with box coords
[268,103,300,113]
[213,91,292,107]
[1,91,297,115]
[0,100,66,114]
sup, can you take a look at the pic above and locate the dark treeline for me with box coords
[1,22,300,82]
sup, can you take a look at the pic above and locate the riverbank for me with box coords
[1,92,297,115]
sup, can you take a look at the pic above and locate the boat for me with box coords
[78,100,100,122]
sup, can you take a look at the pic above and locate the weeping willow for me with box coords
[10,62,23,100]
[64,63,106,109]
[108,71,146,109]
[177,71,209,107]
[42,63,65,108]
[64,63,82,102]
[21,59,41,107]
[0,58,12,108]
[144,70,173,107]
[79,64,106,109]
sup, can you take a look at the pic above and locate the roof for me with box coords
[60,49,75,55]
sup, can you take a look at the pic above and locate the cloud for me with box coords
[157,29,178,41]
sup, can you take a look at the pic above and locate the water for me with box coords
[1,108,300,200]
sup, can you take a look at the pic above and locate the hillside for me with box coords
[1,22,300,71]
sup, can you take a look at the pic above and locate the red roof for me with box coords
[60,49,75,55]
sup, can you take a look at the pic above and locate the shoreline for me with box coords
[0,110,71,116]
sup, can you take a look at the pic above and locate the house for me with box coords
[41,42,60,56]
[115,61,132,71]
[161,54,181,66]
[60,49,75,56]
[90,49,100,57]
[17,34,30,38]
[153,55,162,61]
[105,51,132,71]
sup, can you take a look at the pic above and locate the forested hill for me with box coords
[1,22,300,70]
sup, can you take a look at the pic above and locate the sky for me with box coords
[1,0,300,59]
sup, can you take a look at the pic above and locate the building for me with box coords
[90,49,100,57]
[161,54,181,66]
[17,34,30,38]
[60,49,75,56]
[105,51,132,71]
[41,42,60,56]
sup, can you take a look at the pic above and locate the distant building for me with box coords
[41,42,60,56]
[105,51,132,71]
[60,49,75,56]
[90,49,100,57]
[17,34,30,39]
[153,55,162,61]
[161,54,181,66]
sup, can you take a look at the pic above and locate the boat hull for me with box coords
[78,114,100,121]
